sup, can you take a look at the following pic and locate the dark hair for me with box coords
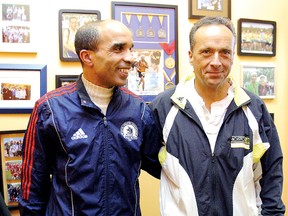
[189,16,236,50]
[74,21,103,59]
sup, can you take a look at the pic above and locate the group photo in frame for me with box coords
[188,0,231,19]
[112,2,178,102]
[0,0,36,53]
[59,9,101,62]
[241,63,276,99]
[0,130,25,208]
[0,64,47,114]
[55,75,79,88]
[237,18,276,57]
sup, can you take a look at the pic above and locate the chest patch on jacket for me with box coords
[120,121,138,141]
[230,136,250,149]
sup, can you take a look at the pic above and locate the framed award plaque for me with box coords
[112,2,178,102]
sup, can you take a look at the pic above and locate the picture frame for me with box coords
[55,75,79,88]
[0,64,47,113]
[112,2,178,102]
[0,130,25,208]
[188,0,231,19]
[241,63,276,99]
[0,0,37,53]
[59,9,101,62]
[237,18,276,57]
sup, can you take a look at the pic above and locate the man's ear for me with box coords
[79,50,93,66]
[188,50,193,64]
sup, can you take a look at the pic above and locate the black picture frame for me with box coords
[55,75,79,88]
[112,2,178,102]
[58,9,101,62]
[188,0,231,19]
[0,130,25,209]
[237,18,276,57]
[0,64,47,114]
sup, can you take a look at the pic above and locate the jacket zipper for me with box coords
[103,116,109,216]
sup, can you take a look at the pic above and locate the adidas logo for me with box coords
[71,128,88,140]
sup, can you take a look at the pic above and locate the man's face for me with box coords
[89,22,134,88]
[189,24,235,89]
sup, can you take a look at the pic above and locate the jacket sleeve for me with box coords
[140,103,163,179]
[257,104,286,215]
[19,99,54,215]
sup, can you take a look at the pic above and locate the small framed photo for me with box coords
[0,64,47,114]
[55,75,79,88]
[238,18,276,57]
[188,0,231,19]
[112,2,178,102]
[0,1,37,53]
[0,130,25,208]
[241,63,276,99]
[59,9,101,62]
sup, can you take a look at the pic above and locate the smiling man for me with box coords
[19,20,162,216]
[150,16,285,215]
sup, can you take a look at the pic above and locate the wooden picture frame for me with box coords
[0,64,47,114]
[237,18,276,57]
[59,9,101,62]
[0,130,25,209]
[55,75,79,88]
[0,1,37,53]
[241,63,276,99]
[112,2,178,102]
[188,0,231,19]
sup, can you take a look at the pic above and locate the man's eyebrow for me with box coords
[112,42,134,49]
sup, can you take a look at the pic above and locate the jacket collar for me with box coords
[171,74,251,110]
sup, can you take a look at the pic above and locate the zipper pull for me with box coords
[103,116,107,127]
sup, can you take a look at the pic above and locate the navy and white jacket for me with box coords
[19,76,162,216]
[149,75,285,216]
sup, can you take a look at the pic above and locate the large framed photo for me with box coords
[241,63,276,99]
[112,2,178,102]
[55,75,79,88]
[0,0,36,53]
[238,18,276,57]
[59,9,101,62]
[0,130,25,208]
[188,0,231,19]
[0,64,47,113]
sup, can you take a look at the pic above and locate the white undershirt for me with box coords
[186,78,234,153]
[82,76,114,115]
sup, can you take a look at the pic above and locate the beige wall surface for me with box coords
[0,0,287,215]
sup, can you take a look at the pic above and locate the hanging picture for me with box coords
[0,130,25,208]
[0,0,37,53]
[241,63,276,99]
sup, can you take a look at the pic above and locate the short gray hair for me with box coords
[189,16,236,50]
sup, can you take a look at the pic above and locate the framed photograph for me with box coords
[55,75,79,88]
[241,63,276,99]
[238,18,276,57]
[112,2,178,102]
[0,64,47,113]
[59,9,101,62]
[0,130,25,208]
[188,0,231,19]
[0,0,37,53]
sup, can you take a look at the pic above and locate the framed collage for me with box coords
[1,0,37,53]
[112,2,178,102]
[0,130,25,208]
[0,64,47,114]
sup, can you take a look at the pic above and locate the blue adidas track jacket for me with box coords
[149,75,285,216]
[19,76,162,215]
